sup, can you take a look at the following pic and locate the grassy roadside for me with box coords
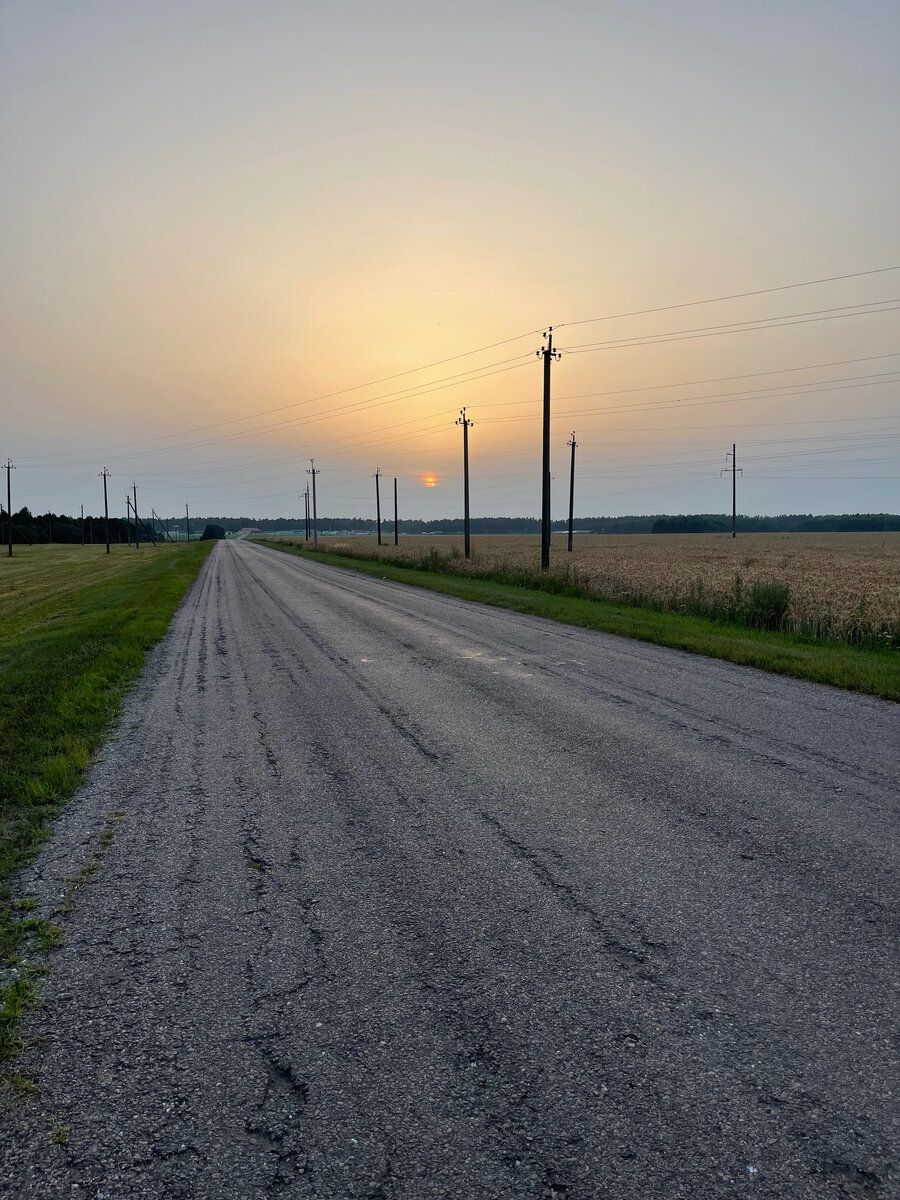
[0,542,213,1062]
[256,540,900,701]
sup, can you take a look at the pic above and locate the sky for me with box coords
[1,0,898,522]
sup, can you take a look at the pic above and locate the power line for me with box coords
[557,265,900,331]
[16,267,900,518]
[122,405,900,485]
[473,369,900,427]
[19,316,898,470]
[28,356,535,467]
[22,333,543,463]
[194,309,897,458]
[555,373,900,422]
[559,300,900,355]
[27,280,900,468]
[544,352,900,404]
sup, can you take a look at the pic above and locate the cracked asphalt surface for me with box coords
[1,538,898,1199]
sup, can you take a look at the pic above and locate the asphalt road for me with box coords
[2,538,898,1199]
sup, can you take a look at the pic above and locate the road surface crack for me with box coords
[479,810,665,982]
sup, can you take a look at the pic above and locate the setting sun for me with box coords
[422,474,439,488]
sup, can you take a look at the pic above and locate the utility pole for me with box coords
[303,486,310,542]
[81,503,85,545]
[152,508,173,541]
[567,432,577,553]
[307,459,320,549]
[132,482,140,549]
[374,468,383,546]
[126,496,133,547]
[47,513,52,543]
[456,407,473,559]
[100,468,110,553]
[721,444,743,538]
[4,458,14,557]
[185,503,191,542]
[4,459,14,557]
[137,513,157,548]
[393,477,399,546]
[538,328,561,571]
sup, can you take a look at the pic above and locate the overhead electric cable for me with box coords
[21,357,534,466]
[22,329,544,462]
[560,301,900,355]
[557,265,900,330]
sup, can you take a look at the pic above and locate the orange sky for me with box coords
[1,1,898,520]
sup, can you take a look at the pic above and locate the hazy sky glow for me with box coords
[1,0,898,521]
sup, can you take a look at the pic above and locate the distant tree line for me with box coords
[0,506,157,544]
[3,509,896,545]
[193,512,900,535]
[649,513,900,533]
[193,514,663,534]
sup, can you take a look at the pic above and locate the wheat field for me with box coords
[281,531,900,641]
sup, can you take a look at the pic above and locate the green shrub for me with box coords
[745,579,791,631]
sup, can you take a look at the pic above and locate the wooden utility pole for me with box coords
[132,482,140,549]
[567,432,577,553]
[539,328,560,571]
[4,459,14,557]
[81,503,85,545]
[4,458,14,557]
[393,477,399,546]
[126,496,133,547]
[374,468,383,546]
[303,486,310,541]
[152,508,174,541]
[721,445,742,538]
[307,459,320,549]
[100,468,111,554]
[185,503,191,542]
[456,408,473,559]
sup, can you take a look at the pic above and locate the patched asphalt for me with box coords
[1,538,897,1198]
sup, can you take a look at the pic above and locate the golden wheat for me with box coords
[279,531,900,638]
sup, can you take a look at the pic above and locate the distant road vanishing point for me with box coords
[2,539,898,1199]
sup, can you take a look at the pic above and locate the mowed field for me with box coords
[0,542,187,624]
[280,532,900,642]
[0,540,213,848]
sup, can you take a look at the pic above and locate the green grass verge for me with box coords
[256,540,900,701]
[0,542,213,1061]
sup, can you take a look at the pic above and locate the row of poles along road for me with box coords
[292,330,568,562]
[3,328,744,562]
[1,459,197,558]
[300,328,743,565]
